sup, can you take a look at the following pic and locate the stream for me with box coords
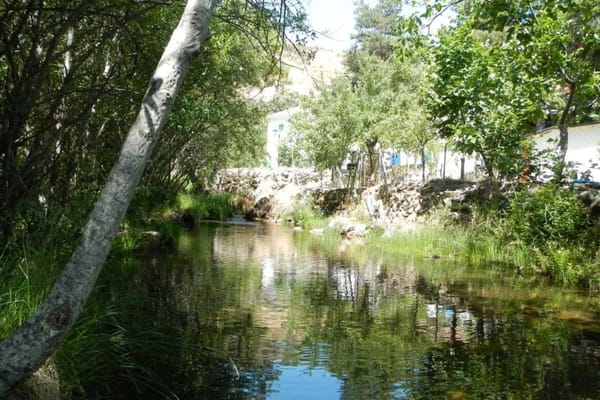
[97,222,600,399]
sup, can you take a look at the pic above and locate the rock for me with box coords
[141,231,161,250]
[313,188,353,216]
[7,362,60,400]
[329,216,368,238]
[271,183,302,219]
[578,189,600,222]
[210,168,503,229]
[253,197,272,220]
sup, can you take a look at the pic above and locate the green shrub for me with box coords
[505,185,588,247]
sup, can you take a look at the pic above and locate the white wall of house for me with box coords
[435,149,480,180]
[532,123,600,181]
[380,147,479,181]
[265,107,300,168]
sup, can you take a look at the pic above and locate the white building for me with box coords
[265,107,300,168]
[262,49,344,168]
[532,123,600,182]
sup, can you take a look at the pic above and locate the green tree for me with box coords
[293,55,409,182]
[0,0,311,237]
[293,77,358,174]
[142,4,284,195]
[430,24,539,180]
[429,0,600,182]
[483,0,600,182]
[353,0,405,60]
[294,0,436,183]
[0,1,174,232]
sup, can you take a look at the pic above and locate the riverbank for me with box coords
[2,168,599,398]
[211,167,600,287]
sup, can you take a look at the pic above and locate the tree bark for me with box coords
[554,82,577,182]
[0,0,215,395]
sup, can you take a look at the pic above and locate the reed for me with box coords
[177,192,236,221]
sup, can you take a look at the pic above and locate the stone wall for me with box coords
[211,168,330,220]
[211,168,600,231]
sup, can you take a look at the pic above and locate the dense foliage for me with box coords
[429,0,600,181]
[0,0,311,241]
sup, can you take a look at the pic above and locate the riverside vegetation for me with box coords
[1,175,599,397]
[1,0,599,396]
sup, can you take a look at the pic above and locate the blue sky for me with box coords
[302,0,377,50]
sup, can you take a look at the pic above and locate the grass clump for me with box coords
[359,224,469,261]
[283,201,329,230]
[177,192,237,223]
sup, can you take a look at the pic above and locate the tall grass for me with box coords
[177,192,235,222]
[54,301,177,399]
[0,268,48,340]
[356,225,469,260]
[0,236,62,341]
[283,201,329,230]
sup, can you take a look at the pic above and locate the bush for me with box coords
[501,184,597,285]
[505,185,588,247]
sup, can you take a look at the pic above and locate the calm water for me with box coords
[102,222,600,399]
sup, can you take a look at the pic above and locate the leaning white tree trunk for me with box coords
[0,0,215,394]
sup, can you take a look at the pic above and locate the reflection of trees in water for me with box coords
[97,226,281,399]
[95,224,600,399]
[292,262,600,399]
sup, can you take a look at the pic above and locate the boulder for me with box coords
[271,183,302,219]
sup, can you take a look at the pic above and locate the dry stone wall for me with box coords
[211,169,481,226]
[211,168,600,231]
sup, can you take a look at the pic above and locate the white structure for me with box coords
[378,147,480,182]
[265,107,300,168]
[532,123,600,182]
[261,49,345,168]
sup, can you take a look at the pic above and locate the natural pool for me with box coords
[90,222,600,399]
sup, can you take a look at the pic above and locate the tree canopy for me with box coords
[428,0,600,181]
[0,0,311,236]
[292,0,435,182]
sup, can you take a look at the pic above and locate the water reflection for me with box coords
[104,222,600,399]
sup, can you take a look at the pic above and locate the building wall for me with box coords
[532,123,600,181]
[265,107,299,168]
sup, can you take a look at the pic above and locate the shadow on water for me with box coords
[82,222,600,399]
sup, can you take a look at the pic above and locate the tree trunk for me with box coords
[554,123,570,182]
[479,152,496,181]
[420,146,426,182]
[554,82,576,182]
[365,139,379,184]
[0,0,215,395]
